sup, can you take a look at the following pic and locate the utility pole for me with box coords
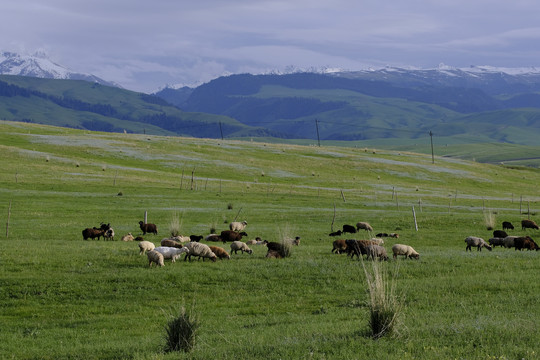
[429,130,434,164]
[219,122,224,140]
[315,119,321,147]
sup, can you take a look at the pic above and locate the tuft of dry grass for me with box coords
[484,210,496,230]
[361,260,403,339]
[169,212,183,237]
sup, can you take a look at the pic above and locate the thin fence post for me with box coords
[340,190,346,202]
[144,211,148,224]
[412,206,418,231]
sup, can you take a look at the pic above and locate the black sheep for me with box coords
[342,224,357,234]
[502,221,514,230]
[139,221,158,235]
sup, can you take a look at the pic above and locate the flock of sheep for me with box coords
[82,220,301,267]
[330,221,419,261]
[467,219,540,252]
[82,217,539,268]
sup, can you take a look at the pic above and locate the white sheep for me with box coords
[138,240,155,255]
[154,246,190,262]
[121,233,134,242]
[146,250,164,267]
[464,236,493,252]
[183,242,217,262]
[356,221,373,232]
[229,220,248,232]
[366,244,388,261]
[392,244,420,259]
[103,228,115,241]
[230,241,253,254]
[370,237,384,245]
[503,236,519,248]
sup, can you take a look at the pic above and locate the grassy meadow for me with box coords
[0,121,539,359]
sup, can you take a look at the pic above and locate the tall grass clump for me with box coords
[361,260,402,339]
[276,224,295,258]
[163,305,199,353]
[484,210,496,230]
[169,212,183,237]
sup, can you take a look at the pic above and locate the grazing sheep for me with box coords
[139,221,158,235]
[392,244,420,259]
[229,221,248,232]
[209,246,231,259]
[465,236,493,252]
[230,241,253,255]
[493,230,508,238]
[345,239,368,259]
[366,244,388,261]
[146,250,164,267]
[103,228,115,241]
[521,219,539,230]
[183,242,217,262]
[160,238,184,249]
[342,224,357,234]
[220,230,248,243]
[502,221,514,230]
[138,240,155,255]
[329,230,343,237]
[370,237,384,245]
[514,236,540,251]
[356,222,374,232]
[488,237,505,248]
[503,236,519,248]
[154,246,189,262]
[82,227,105,241]
[332,239,348,254]
[189,235,203,242]
[121,233,135,242]
[205,234,222,242]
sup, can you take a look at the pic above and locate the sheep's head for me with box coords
[247,249,253,255]
[240,231,248,237]
[485,244,493,251]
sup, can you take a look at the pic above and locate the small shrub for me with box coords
[163,305,199,353]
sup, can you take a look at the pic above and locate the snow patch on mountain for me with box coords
[0,51,120,87]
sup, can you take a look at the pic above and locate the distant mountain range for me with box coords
[2,51,540,154]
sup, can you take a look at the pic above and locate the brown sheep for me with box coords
[514,236,540,251]
[82,227,105,241]
[139,221,158,235]
[332,239,348,254]
[220,230,248,243]
[521,219,539,230]
[209,246,231,259]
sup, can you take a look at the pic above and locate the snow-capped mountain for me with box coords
[333,63,540,95]
[0,51,119,87]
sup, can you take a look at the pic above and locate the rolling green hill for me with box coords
[0,75,279,138]
[3,73,540,166]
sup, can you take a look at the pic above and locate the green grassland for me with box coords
[0,121,539,359]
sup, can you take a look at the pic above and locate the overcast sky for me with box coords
[3,0,540,93]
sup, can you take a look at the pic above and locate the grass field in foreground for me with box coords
[0,121,539,359]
